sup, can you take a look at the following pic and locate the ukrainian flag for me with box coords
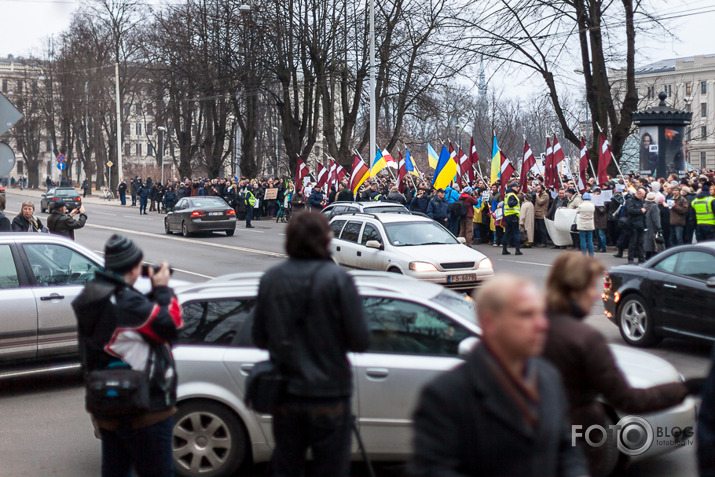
[427,142,439,169]
[431,145,457,190]
[370,148,387,178]
[405,147,419,176]
[490,134,501,186]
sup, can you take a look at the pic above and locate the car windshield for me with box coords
[383,221,458,246]
[431,289,478,325]
[55,189,78,197]
[189,197,227,208]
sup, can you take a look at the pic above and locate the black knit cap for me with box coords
[104,234,143,273]
[54,200,67,209]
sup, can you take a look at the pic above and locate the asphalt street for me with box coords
[0,189,710,476]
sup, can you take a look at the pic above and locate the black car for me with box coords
[165,196,237,237]
[40,187,82,213]
[603,243,715,347]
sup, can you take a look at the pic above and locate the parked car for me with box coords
[40,187,82,213]
[0,182,5,196]
[322,201,409,219]
[0,234,185,374]
[328,213,493,292]
[603,242,715,347]
[170,271,696,477]
[165,196,237,237]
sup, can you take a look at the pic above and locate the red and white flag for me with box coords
[469,137,479,183]
[597,132,612,185]
[397,151,407,194]
[520,140,535,191]
[382,149,398,169]
[315,162,328,189]
[552,136,565,185]
[544,139,554,188]
[457,147,470,181]
[295,157,309,188]
[578,139,589,193]
[499,154,516,195]
[335,163,347,184]
[349,154,370,195]
[328,158,338,188]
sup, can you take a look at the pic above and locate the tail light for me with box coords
[225,209,236,216]
[77,197,81,201]
[52,197,59,201]
[603,273,611,291]
[191,210,206,217]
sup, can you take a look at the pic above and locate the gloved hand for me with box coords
[684,378,706,395]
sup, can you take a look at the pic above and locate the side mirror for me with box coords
[707,277,715,289]
[458,336,480,358]
[365,240,383,250]
[457,237,467,245]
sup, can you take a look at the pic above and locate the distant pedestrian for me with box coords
[137,183,150,215]
[130,178,139,207]
[245,185,256,228]
[576,192,595,256]
[0,195,11,232]
[118,179,127,206]
[502,182,522,255]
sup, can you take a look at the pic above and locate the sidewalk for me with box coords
[7,187,127,208]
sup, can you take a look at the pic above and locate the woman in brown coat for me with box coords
[669,186,688,246]
[542,253,701,476]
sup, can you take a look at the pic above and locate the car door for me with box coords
[334,220,364,268]
[172,199,187,228]
[670,250,715,338]
[358,222,386,270]
[350,296,473,457]
[0,243,38,361]
[20,242,101,357]
[647,253,681,329]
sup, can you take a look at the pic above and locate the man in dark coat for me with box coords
[426,188,449,226]
[0,195,11,232]
[625,187,647,264]
[118,179,127,206]
[336,182,353,202]
[410,274,588,477]
[47,201,87,240]
[130,178,139,206]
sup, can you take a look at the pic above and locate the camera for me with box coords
[141,263,174,277]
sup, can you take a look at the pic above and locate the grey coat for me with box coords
[643,202,661,253]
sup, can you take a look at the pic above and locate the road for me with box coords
[0,189,710,476]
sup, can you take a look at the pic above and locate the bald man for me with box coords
[410,275,588,477]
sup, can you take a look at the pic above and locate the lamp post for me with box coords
[158,126,166,184]
[272,126,279,177]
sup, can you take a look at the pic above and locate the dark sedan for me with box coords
[603,242,715,347]
[40,187,82,212]
[165,196,236,237]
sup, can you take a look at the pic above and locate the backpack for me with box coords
[450,199,467,218]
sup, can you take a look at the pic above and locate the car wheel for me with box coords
[225,229,235,237]
[600,411,626,476]
[182,221,190,237]
[388,267,402,274]
[618,295,660,347]
[173,400,248,477]
[165,218,172,234]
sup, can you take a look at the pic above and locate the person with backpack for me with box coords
[72,235,183,477]
[457,187,479,246]
[445,185,461,235]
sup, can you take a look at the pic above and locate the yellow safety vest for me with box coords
[692,196,715,225]
[504,192,520,217]
[246,191,256,207]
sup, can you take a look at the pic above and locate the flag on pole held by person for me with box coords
[499,154,516,195]
[457,147,470,180]
[490,134,501,186]
[315,162,328,189]
[404,147,418,176]
[382,149,398,169]
[336,163,347,184]
[397,151,407,193]
[427,142,439,169]
[597,133,612,185]
[552,136,566,185]
[520,140,535,190]
[349,154,370,195]
[469,137,479,183]
[578,139,589,193]
[544,139,554,188]
[431,145,457,190]
[370,148,387,177]
[295,157,309,188]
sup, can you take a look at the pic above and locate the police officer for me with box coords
[502,182,523,256]
[692,183,715,242]
[245,185,257,228]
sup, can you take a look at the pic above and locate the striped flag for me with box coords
[469,137,479,183]
[578,139,589,193]
[383,149,398,169]
[397,151,407,193]
[597,133,612,185]
[520,140,535,190]
[336,162,347,185]
[457,147,470,181]
[349,154,370,195]
[544,139,554,188]
[315,162,328,189]
[295,157,309,188]
[499,154,516,195]
[552,136,565,186]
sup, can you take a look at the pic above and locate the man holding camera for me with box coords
[72,234,183,477]
[47,200,87,240]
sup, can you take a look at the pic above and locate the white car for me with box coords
[328,213,494,291]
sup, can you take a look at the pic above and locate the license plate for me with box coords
[209,211,223,216]
[448,274,476,283]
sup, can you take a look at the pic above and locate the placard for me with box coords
[264,188,278,200]
[601,190,613,202]
[591,194,605,207]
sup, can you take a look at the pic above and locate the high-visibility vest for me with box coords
[245,191,256,207]
[504,192,520,217]
[692,196,715,225]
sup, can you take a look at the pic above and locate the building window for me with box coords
[1,79,6,92]
[702,152,707,169]
[16,81,23,94]
[146,123,153,136]
[647,87,654,99]
[702,103,708,118]
[665,85,672,97]
[686,82,692,96]
[635,88,639,99]
[702,126,708,139]
[136,123,142,136]
[17,161,23,174]
[136,143,142,156]
[687,127,691,141]
[46,140,51,152]
[123,104,130,117]
[147,144,154,156]
[147,103,154,115]
[135,103,141,114]
[702,81,708,95]
[124,143,131,157]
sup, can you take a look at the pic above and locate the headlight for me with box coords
[478,258,493,270]
[409,261,438,272]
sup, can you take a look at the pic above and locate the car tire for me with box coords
[388,267,402,274]
[225,229,235,237]
[182,221,190,237]
[165,218,172,234]
[617,295,660,347]
[173,400,248,477]
[600,411,626,476]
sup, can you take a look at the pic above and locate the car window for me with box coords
[176,199,187,210]
[675,251,715,281]
[179,298,256,347]
[189,198,227,208]
[22,244,100,286]
[0,245,20,289]
[329,206,346,216]
[362,297,471,356]
[330,220,347,237]
[653,253,678,273]
[383,221,459,246]
[340,221,363,243]
[360,223,383,246]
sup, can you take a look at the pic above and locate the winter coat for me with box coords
[566,194,583,209]
[0,212,10,232]
[12,213,44,232]
[336,189,354,202]
[547,197,568,221]
[308,189,325,209]
[534,191,550,219]
[625,196,646,230]
[459,193,480,219]
[607,193,625,222]
[519,200,535,242]
[426,196,449,222]
[386,191,407,205]
[594,205,608,230]
[643,202,662,253]
[576,201,595,231]
[670,196,688,227]
[410,344,588,477]
[47,209,87,240]
[410,194,430,214]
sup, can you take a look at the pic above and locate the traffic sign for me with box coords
[0,143,16,176]
[57,162,66,171]
[0,92,23,136]
[107,161,114,167]
[57,154,65,163]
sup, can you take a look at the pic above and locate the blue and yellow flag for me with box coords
[405,147,419,176]
[370,148,386,177]
[490,134,501,186]
[427,142,439,169]
[431,145,457,190]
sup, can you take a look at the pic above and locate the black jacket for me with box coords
[72,270,184,414]
[336,189,353,202]
[253,259,370,398]
[12,213,44,232]
[410,344,587,477]
[47,209,87,240]
[626,196,646,230]
[0,212,10,232]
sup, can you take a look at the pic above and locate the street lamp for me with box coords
[158,126,166,184]
[272,126,279,178]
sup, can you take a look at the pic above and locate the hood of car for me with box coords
[609,344,681,387]
[395,243,487,268]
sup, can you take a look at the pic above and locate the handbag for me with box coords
[244,360,286,414]
[85,357,152,417]
[654,230,665,244]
